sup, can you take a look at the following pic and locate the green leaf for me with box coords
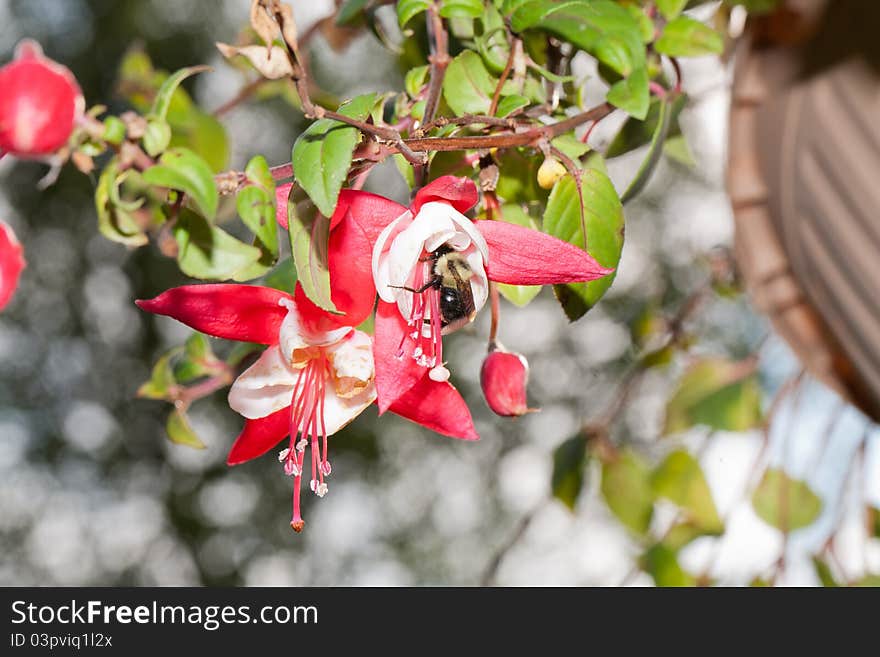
[812,557,839,587]
[551,435,588,511]
[263,256,298,295]
[336,0,370,25]
[236,155,278,257]
[137,351,179,400]
[854,574,880,587]
[871,507,880,538]
[95,159,149,247]
[494,204,543,306]
[543,155,625,321]
[495,94,530,117]
[752,469,822,532]
[601,450,654,535]
[398,0,431,27]
[642,544,696,587]
[166,409,206,449]
[652,449,723,533]
[606,94,686,158]
[292,93,376,217]
[394,153,416,191]
[621,93,673,203]
[102,116,127,146]
[510,0,645,76]
[150,65,210,122]
[142,147,219,219]
[656,0,689,20]
[443,50,499,116]
[664,358,763,435]
[477,3,511,73]
[174,333,225,383]
[441,0,483,19]
[405,65,429,99]
[288,187,341,314]
[551,134,590,161]
[495,148,546,204]
[168,109,230,173]
[607,66,650,120]
[173,209,262,281]
[655,16,724,57]
[664,134,697,168]
[143,118,172,157]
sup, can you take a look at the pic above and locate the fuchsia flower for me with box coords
[366,176,613,428]
[0,40,84,158]
[138,188,476,530]
[480,347,535,417]
[0,220,25,312]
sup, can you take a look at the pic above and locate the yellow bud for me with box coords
[537,156,567,190]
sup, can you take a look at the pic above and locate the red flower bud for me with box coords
[0,40,84,158]
[480,347,536,417]
[0,220,25,312]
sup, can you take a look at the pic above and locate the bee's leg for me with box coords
[389,277,440,294]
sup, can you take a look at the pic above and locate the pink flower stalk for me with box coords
[480,347,536,417]
[0,220,25,312]
[0,40,84,158]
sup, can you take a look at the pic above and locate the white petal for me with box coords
[326,330,374,383]
[277,298,351,360]
[228,346,300,419]
[321,377,377,435]
[372,210,412,303]
[463,244,489,314]
[425,201,489,262]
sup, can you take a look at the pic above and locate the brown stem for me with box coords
[488,282,501,349]
[489,37,521,117]
[480,499,544,586]
[422,4,450,127]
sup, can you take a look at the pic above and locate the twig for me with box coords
[489,37,521,117]
[422,4,450,128]
[480,500,544,586]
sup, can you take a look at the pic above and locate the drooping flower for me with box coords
[480,346,535,417]
[137,187,477,530]
[0,40,84,158]
[0,220,25,312]
[366,175,614,424]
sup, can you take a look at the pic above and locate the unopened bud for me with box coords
[0,40,84,158]
[480,347,536,417]
[537,156,567,190]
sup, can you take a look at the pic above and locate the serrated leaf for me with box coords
[752,469,822,532]
[655,16,724,57]
[292,93,376,217]
[173,209,262,281]
[607,66,650,120]
[652,449,723,533]
[398,0,431,27]
[607,94,686,158]
[495,94,530,117]
[551,435,588,511]
[237,155,278,257]
[543,155,624,321]
[656,0,689,20]
[441,0,483,19]
[621,93,673,203]
[510,0,645,76]
[95,159,149,247]
[443,50,500,116]
[138,351,178,400]
[642,544,696,587]
[166,409,206,449]
[601,450,654,534]
[150,65,210,122]
[263,256,298,295]
[143,147,218,219]
[664,358,763,435]
[287,188,341,314]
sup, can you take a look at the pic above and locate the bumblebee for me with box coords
[394,245,477,334]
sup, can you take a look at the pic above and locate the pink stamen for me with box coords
[399,251,445,375]
[286,349,331,532]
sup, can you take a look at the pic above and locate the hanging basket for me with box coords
[727,0,880,420]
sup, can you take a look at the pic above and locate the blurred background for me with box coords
[1,0,878,586]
